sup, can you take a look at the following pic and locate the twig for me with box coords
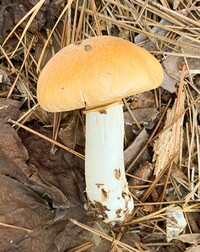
[8,119,84,160]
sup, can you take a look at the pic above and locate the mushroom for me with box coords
[37,36,163,224]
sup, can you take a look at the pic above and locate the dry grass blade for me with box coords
[74,0,86,42]
[151,94,200,145]
[8,119,84,160]
[37,0,74,72]
[123,98,142,130]
[140,153,178,202]
[91,0,102,36]
[7,36,35,99]
[151,51,200,59]
[82,8,200,50]
[127,204,175,225]
[0,222,32,232]
[0,45,16,72]
[184,181,200,207]
[12,104,39,127]
[2,0,46,53]
[81,0,200,50]
[70,219,142,252]
[126,98,171,173]
[67,242,93,252]
[148,0,200,28]
[134,199,200,207]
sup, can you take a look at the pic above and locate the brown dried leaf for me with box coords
[130,91,155,109]
[163,37,200,82]
[0,99,71,208]
[129,161,153,198]
[0,69,10,84]
[0,0,65,37]
[34,43,54,69]
[124,107,159,126]
[58,111,79,150]
[134,19,171,51]
[187,245,200,252]
[162,54,180,80]
[0,172,89,251]
[171,165,188,182]
[0,98,101,251]
[187,213,200,233]
[143,204,156,214]
[0,175,54,229]
[176,234,200,245]
[124,128,149,167]
[121,232,141,248]
[161,69,177,93]
[19,123,85,206]
[0,98,21,123]
[129,161,153,186]
[142,232,166,243]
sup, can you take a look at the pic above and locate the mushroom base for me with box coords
[85,104,134,224]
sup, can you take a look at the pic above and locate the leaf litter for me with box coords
[0,0,200,251]
[0,98,99,251]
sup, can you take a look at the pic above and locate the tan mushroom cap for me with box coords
[37,36,163,112]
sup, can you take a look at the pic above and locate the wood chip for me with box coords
[152,92,185,176]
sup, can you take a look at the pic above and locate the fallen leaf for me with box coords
[34,43,55,69]
[161,69,177,93]
[0,98,71,208]
[129,161,153,186]
[134,19,171,51]
[142,232,166,243]
[176,234,200,245]
[0,69,10,84]
[173,0,181,9]
[0,0,66,37]
[58,111,80,149]
[19,123,85,206]
[171,164,188,182]
[124,107,159,126]
[124,128,149,167]
[130,91,156,109]
[186,245,200,252]
[129,161,154,198]
[0,98,104,251]
[163,37,200,82]
[187,213,200,233]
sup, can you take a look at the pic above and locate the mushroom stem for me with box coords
[85,104,134,224]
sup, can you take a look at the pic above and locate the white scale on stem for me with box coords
[85,104,134,224]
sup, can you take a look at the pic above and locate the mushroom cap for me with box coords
[37,36,163,112]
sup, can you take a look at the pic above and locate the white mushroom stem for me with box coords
[85,104,134,224]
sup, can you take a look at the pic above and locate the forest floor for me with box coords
[0,1,200,251]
